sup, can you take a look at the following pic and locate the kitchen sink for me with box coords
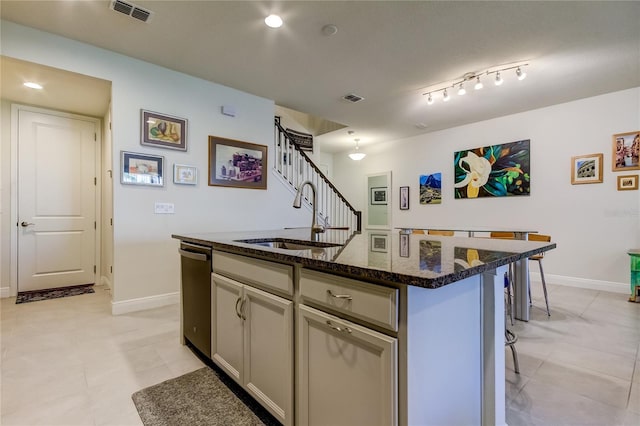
[234,238,343,251]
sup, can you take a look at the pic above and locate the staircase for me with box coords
[274,117,361,232]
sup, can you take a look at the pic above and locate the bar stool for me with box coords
[505,329,520,374]
[528,233,551,316]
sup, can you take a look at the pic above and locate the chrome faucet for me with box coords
[293,180,325,240]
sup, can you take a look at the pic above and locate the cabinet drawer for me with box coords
[213,251,293,296]
[300,269,398,331]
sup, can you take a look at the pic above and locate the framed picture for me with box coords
[141,110,188,151]
[420,173,442,204]
[612,131,640,172]
[571,153,603,185]
[370,234,388,253]
[173,164,197,185]
[370,187,388,205]
[286,128,314,152]
[399,233,410,257]
[208,136,267,189]
[121,151,164,186]
[454,139,530,199]
[617,175,638,191]
[399,186,410,210]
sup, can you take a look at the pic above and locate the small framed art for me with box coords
[399,186,409,210]
[612,131,640,172]
[370,187,388,205]
[617,175,638,191]
[173,164,197,185]
[121,151,164,186]
[141,110,188,151]
[571,153,603,185]
[399,233,410,257]
[370,234,388,253]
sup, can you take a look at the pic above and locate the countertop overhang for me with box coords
[173,228,556,289]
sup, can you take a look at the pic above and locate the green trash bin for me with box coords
[629,249,640,302]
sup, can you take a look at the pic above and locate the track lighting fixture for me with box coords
[474,76,483,90]
[423,62,529,105]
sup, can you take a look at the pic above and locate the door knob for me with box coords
[21,221,35,227]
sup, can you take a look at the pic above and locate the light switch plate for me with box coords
[154,202,175,214]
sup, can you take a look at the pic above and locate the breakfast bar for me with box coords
[173,228,556,426]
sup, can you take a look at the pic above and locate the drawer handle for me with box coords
[326,320,352,334]
[327,290,353,301]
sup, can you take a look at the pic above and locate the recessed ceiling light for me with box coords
[24,82,43,90]
[265,14,283,28]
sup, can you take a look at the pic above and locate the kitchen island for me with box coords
[172,228,556,426]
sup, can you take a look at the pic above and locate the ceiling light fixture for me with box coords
[24,82,43,90]
[474,76,483,90]
[265,14,283,28]
[348,138,366,161]
[421,61,529,105]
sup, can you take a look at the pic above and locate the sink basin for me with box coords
[234,238,342,251]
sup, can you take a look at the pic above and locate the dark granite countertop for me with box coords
[173,228,556,289]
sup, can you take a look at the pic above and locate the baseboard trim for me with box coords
[111,291,179,315]
[0,286,10,298]
[530,272,628,294]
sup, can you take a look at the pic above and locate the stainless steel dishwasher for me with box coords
[179,242,212,358]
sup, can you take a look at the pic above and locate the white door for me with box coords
[18,108,97,292]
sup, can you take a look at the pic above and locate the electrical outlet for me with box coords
[154,202,175,214]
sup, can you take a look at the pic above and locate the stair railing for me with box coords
[274,117,361,233]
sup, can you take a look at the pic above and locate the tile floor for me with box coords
[0,282,638,425]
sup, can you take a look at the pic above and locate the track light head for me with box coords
[443,89,450,102]
[427,93,434,105]
[474,76,483,90]
[516,67,527,81]
[457,83,466,96]
[495,71,504,86]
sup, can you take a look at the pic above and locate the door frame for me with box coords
[10,104,102,297]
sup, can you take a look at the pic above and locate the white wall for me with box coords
[333,88,640,290]
[1,21,310,307]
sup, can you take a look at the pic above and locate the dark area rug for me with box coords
[132,365,281,426]
[15,283,95,304]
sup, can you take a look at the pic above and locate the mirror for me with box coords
[366,171,392,229]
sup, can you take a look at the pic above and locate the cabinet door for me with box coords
[243,286,293,426]
[211,273,244,384]
[297,304,398,426]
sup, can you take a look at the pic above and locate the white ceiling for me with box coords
[1,1,639,154]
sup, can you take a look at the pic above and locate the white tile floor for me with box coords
[1,282,638,425]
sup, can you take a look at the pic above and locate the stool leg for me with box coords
[505,329,520,374]
[538,259,550,316]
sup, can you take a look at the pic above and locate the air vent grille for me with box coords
[110,0,153,23]
[342,93,364,103]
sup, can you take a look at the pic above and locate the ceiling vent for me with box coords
[110,0,153,23]
[342,93,365,103]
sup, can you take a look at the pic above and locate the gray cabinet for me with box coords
[211,271,293,426]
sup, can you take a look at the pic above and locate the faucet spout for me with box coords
[293,180,325,240]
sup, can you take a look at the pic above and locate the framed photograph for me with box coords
[370,234,388,253]
[286,128,314,152]
[173,164,197,185]
[420,173,442,204]
[617,174,638,191]
[454,139,530,199]
[370,187,388,205]
[121,151,164,186]
[141,109,188,151]
[571,153,603,185]
[399,186,410,210]
[612,131,640,172]
[208,136,267,189]
[399,233,410,257]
